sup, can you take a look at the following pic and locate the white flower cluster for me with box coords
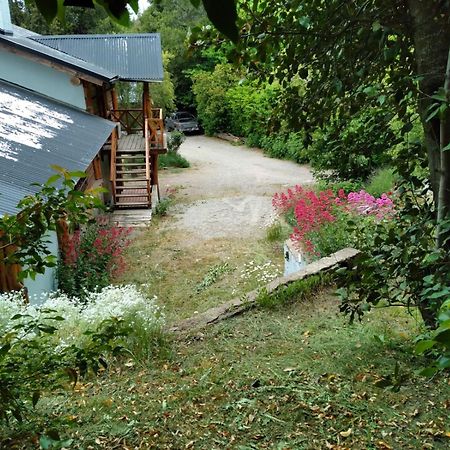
[240,260,281,284]
[0,285,165,349]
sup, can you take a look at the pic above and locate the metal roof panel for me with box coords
[0,80,115,216]
[0,33,117,82]
[33,34,164,82]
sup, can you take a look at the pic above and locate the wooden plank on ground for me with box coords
[169,248,360,333]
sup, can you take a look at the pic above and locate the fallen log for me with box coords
[169,247,359,333]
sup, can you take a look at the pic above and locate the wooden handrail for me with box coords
[144,118,150,181]
[110,109,144,134]
[110,128,118,183]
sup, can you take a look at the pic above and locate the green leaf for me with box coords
[298,16,311,28]
[372,20,381,32]
[190,0,201,7]
[414,339,435,354]
[417,366,439,377]
[442,142,450,152]
[32,390,41,408]
[202,0,239,43]
[434,328,450,346]
[45,174,61,185]
[437,355,450,369]
[68,171,87,179]
[34,0,58,21]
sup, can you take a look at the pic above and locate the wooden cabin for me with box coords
[0,0,166,297]
[32,33,167,209]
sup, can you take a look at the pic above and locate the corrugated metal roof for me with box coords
[0,31,117,82]
[0,80,116,216]
[33,34,164,82]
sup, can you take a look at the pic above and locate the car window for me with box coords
[176,113,195,120]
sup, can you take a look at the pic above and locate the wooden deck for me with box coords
[118,133,145,152]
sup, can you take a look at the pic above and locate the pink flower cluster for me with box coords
[272,184,310,214]
[272,185,395,255]
[64,220,133,278]
[336,189,394,219]
[289,189,337,254]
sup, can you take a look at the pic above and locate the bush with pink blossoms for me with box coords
[57,218,133,299]
[273,185,395,257]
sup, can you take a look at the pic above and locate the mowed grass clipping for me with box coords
[4,292,449,449]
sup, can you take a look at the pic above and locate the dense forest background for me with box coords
[8,0,423,184]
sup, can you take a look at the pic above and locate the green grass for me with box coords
[3,293,449,449]
[365,167,399,197]
[118,220,284,323]
[158,151,190,169]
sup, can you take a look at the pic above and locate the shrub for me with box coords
[308,108,396,181]
[167,130,186,153]
[0,285,166,423]
[57,218,133,298]
[337,182,449,329]
[191,64,239,135]
[273,185,396,257]
[365,167,398,198]
[158,151,190,169]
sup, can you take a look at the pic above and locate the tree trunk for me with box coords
[407,0,450,200]
[437,46,450,249]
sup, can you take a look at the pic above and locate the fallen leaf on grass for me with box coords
[376,440,392,449]
[339,428,352,438]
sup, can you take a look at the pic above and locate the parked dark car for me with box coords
[165,111,201,133]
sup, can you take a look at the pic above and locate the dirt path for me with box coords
[159,135,314,241]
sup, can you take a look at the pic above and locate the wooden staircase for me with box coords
[109,108,166,210]
[114,149,151,209]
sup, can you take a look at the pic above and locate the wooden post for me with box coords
[143,82,151,120]
[112,87,119,111]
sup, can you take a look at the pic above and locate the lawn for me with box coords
[2,206,449,449]
[3,290,449,449]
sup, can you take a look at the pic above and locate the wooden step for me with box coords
[117,149,145,154]
[116,178,148,182]
[116,188,148,197]
[115,184,148,189]
[116,155,145,160]
[116,169,146,173]
[115,203,151,208]
[115,162,146,167]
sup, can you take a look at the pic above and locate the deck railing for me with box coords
[148,108,165,150]
[109,127,118,204]
[109,108,144,134]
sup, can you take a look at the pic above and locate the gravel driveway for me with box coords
[160,135,314,241]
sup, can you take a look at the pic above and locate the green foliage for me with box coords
[260,131,309,163]
[154,198,172,216]
[0,168,104,282]
[158,152,190,169]
[11,0,121,34]
[316,179,363,196]
[265,221,284,242]
[308,108,396,181]
[0,311,127,424]
[337,181,449,328]
[167,130,186,153]
[226,81,278,140]
[56,220,132,299]
[365,167,398,198]
[192,64,240,134]
[416,298,450,376]
[195,262,232,293]
[256,274,332,309]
